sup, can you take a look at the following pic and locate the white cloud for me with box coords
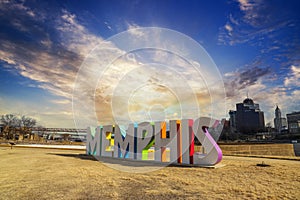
[218,0,297,49]
[0,7,105,102]
[57,10,104,56]
[0,6,109,127]
[223,72,236,77]
[229,14,239,25]
[238,0,256,11]
[7,1,36,17]
[284,65,300,87]
[104,21,112,30]
[50,99,72,105]
[126,23,144,37]
[225,24,233,32]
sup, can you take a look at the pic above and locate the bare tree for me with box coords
[0,114,37,140]
[20,115,36,140]
[0,114,18,139]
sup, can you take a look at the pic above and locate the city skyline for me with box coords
[0,0,300,128]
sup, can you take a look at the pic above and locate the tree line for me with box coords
[0,114,37,140]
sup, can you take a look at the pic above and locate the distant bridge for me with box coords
[31,127,87,141]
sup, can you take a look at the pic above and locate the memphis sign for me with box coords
[86,117,223,166]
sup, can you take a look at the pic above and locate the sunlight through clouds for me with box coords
[0,0,299,128]
[73,27,227,128]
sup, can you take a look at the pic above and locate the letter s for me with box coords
[193,117,223,165]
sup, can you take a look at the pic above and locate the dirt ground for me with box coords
[0,147,299,200]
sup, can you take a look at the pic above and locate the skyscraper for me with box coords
[229,98,265,134]
[274,106,282,132]
[274,105,287,133]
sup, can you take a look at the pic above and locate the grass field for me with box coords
[0,147,299,199]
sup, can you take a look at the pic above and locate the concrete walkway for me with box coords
[294,143,300,156]
[0,144,86,150]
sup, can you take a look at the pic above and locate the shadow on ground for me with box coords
[47,153,97,161]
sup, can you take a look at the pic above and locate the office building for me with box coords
[286,111,300,134]
[229,98,265,134]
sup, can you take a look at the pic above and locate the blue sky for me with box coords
[0,0,299,128]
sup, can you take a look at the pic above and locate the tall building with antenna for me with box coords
[274,105,287,133]
[274,105,282,132]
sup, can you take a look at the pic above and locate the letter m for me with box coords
[114,125,135,159]
[86,126,101,156]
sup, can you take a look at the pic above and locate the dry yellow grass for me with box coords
[219,144,296,157]
[0,147,299,200]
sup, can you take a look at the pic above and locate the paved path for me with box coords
[294,143,300,156]
[16,144,86,150]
